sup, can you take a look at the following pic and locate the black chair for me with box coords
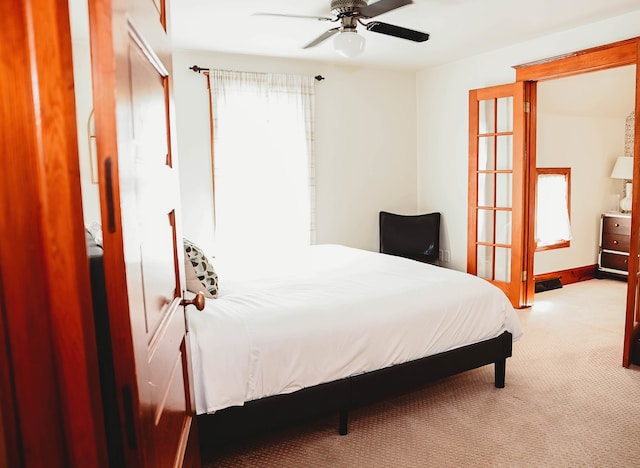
[379,211,441,265]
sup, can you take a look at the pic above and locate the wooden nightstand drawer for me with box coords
[602,233,630,252]
[601,252,629,272]
[602,216,631,235]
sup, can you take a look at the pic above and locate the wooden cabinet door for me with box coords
[88,0,199,465]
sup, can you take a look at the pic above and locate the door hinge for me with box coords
[521,270,527,281]
[524,102,530,113]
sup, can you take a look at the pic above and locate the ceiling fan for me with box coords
[255,0,430,57]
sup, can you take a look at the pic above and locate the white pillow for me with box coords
[183,239,219,298]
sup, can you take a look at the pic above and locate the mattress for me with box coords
[187,244,523,415]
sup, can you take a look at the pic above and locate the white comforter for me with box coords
[187,244,523,415]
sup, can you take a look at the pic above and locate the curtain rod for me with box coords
[190,65,209,73]
[189,65,324,81]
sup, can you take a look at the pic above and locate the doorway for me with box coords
[534,66,636,280]
[514,37,640,366]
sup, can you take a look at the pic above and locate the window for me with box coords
[209,70,316,265]
[535,168,571,251]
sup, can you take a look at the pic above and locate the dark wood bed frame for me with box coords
[198,330,513,446]
[197,214,514,446]
[87,231,514,453]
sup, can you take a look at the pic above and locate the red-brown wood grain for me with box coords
[467,82,530,309]
[0,0,108,465]
[514,37,639,82]
[88,0,200,464]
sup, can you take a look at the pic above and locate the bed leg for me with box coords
[494,358,506,388]
[339,409,349,435]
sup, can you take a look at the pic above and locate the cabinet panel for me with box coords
[601,252,630,272]
[602,233,631,253]
[602,215,631,235]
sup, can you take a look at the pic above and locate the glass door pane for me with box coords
[475,95,513,282]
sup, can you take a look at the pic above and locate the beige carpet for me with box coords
[202,279,640,467]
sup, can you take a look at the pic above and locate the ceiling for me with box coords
[170,0,640,70]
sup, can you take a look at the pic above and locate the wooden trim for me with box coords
[534,265,597,286]
[534,167,571,252]
[467,89,479,274]
[522,82,537,307]
[514,37,640,82]
[0,0,107,464]
[511,82,527,306]
[623,39,640,367]
[536,240,570,252]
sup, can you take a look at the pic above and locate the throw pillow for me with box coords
[183,238,219,298]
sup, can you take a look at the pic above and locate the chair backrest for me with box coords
[379,211,441,264]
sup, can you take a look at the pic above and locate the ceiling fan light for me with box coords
[333,31,365,57]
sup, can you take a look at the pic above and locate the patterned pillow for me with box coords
[183,239,219,298]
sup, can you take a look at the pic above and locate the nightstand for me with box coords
[598,213,631,278]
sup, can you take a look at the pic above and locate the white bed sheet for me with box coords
[187,244,523,415]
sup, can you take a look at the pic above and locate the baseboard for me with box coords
[534,265,597,287]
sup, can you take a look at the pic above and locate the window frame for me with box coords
[535,167,571,252]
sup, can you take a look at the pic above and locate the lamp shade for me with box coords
[610,156,634,180]
[334,31,365,57]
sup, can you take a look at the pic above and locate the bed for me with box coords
[186,244,523,444]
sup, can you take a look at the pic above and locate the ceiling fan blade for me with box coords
[253,13,334,22]
[359,0,413,19]
[303,27,340,49]
[365,21,430,42]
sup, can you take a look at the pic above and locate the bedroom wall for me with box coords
[534,114,624,275]
[69,1,101,226]
[416,9,640,272]
[172,50,418,255]
[534,67,634,274]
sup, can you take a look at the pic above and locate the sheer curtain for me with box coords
[535,173,571,247]
[210,70,316,265]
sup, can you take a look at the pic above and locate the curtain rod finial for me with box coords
[190,65,210,73]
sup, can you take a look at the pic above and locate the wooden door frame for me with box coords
[513,36,640,367]
[0,0,108,465]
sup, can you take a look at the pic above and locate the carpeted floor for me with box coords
[201,279,640,467]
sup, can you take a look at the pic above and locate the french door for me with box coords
[468,82,535,309]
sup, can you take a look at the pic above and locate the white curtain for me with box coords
[536,174,571,246]
[210,69,316,265]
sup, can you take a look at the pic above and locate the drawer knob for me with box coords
[614,240,619,244]
[615,223,620,227]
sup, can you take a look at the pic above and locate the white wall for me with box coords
[416,10,640,272]
[534,114,625,274]
[69,0,100,225]
[173,50,418,255]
